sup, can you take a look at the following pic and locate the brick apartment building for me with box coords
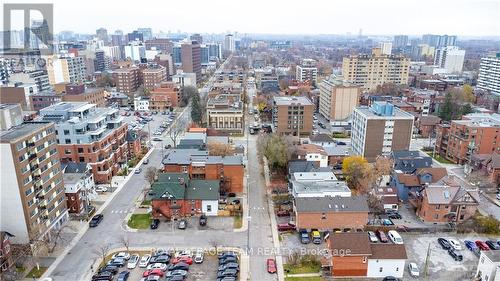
[149,82,180,112]
[435,113,500,164]
[113,66,140,94]
[272,96,314,136]
[181,41,202,82]
[61,84,107,107]
[40,102,129,183]
[294,196,369,232]
[141,64,167,90]
[162,149,244,193]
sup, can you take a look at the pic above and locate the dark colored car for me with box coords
[300,230,311,244]
[117,271,130,281]
[218,252,238,260]
[336,141,347,145]
[216,277,236,281]
[199,215,207,226]
[476,240,490,251]
[219,256,238,265]
[438,238,452,250]
[98,265,118,275]
[382,277,400,281]
[178,219,187,230]
[107,258,126,267]
[486,240,500,250]
[464,240,478,251]
[218,262,239,272]
[154,255,170,264]
[168,262,189,271]
[276,210,290,217]
[377,230,389,243]
[92,271,113,281]
[217,269,238,278]
[89,214,104,227]
[448,249,463,261]
[267,258,277,274]
[150,219,160,229]
[387,212,402,219]
[166,276,186,281]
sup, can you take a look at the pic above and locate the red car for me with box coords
[277,223,295,231]
[476,240,490,251]
[142,269,164,277]
[276,210,290,217]
[376,230,388,243]
[267,258,277,274]
[172,256,193,265]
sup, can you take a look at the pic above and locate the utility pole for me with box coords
[424,242,431,280]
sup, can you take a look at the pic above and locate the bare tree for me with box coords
[367,194,384,215]
[144,167,159,185]
[169,118,186,148]
[208,141,234,156]
[118,235,130,253]
[373,156,394,187]
[93,243,111,264]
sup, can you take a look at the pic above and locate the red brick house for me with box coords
[415,115,441,138]
[0,231,14,272]
[151,173,220,220]
[326,233,371,277]
[162,150,244,193]
[415,183,479,223]
[294,196,369,232]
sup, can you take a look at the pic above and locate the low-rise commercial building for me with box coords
[206,93,244,134]
[149,82,180,112]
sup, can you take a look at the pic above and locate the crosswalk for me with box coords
[109,208,134,214]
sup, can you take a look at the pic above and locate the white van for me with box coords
[388,230,404,244]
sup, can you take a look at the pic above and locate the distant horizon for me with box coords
[2,0,498,37]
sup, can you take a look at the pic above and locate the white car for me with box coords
[146,262,167,271]
[127,254,139,269]
[194,251,204,264]
[112,252,130,260]
[95,186,108,192]
[138,255,151,268]
[367,231,379,243]
[408,262,419,277]
[448,238,463,250]
[174,250,192,258]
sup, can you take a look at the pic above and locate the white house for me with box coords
[290,171,351,198]
[134,97,150,111]
[63,163,96,214]
[201,200,218,216]
[476,250,500,281]
[367,244,407,278]
[296,144,329,168]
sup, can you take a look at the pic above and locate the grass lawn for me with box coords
[331,132,349,138]
[286,278,323,281]
[26,266,47,278]
[141,199,151,206]
[284,263,321,274]
[233,215,242,229]
[127,214,151,229]
[424,151,455,164]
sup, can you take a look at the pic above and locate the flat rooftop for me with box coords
[0,122,51,142]
[273,96,313,106]
[355,105,415,120]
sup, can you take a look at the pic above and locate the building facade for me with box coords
[113,66,140,94]
[342,48,410,91]
[149,82,180,111]
[477,54,500,96]
[206,93,244,134]
[181,41,202,83]
[296,59,318,83]
[46,55,86,85]
[39,102,128,183]
[319,76,360,122]
[62,84,107,107]
[272,96,314,136]
[351,102,414,161]
[142,64,167,90]
[1,122,68,244]
[434,46,465,73]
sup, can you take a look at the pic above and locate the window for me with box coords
[78,148,84,153]
[362,256,367,263]
[63,130,70,135]
[435,205,440,210]
[379,267,383,272]
[434,214,439,220]
[396,267,399,271]
[207,205,212,212]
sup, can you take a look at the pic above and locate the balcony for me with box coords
[28,152,37,161]
[36,193,44,200]
[30,164,39,172]
[27,141,35,148]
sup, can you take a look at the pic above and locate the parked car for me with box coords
[387,212,402,219]
[95,186,108,192]
[152,137,162,141]
[388,230,403,244]
[92,271,113,281]
[219,256,238,265]
[476,240,490,251]
[368,231,379,243]
[138,255,151,268]
[277,223,295,232]
[485,240,500,250]
[382,277,400,281]
[217,269,238,278]
[408,262,419,277]
[107,258,126,267]
[143,159,149,164]
[178,219,187,229]
[150,219,160,229]
[98,265,118,275]
[165,276,185,281]
[143,269,164,277]
[166,270,188,278]
[113,252,131,260]
[146,275,161,281]
[448,238,462,250]
[312,230,322,244]
[216,277,236,281]
[218,252,238,260]
[167,262,189,271]
[194,251,204,264]
[154,255,170,264]
[117,271,130,281]
[89,214,104,227]
[276,210,290,217]
[448,249,463,261]
[376,230,389,243]
[199,215,207,226]
[172,256,193,265]
[135,168,142,174]
[174,250,192,258]
[266,258,277,274]
[438,238,452,250]
[464,240,478,252]
[127,254,139,269]
[336,141,347,145]
[146,263,167,271]
[218,262,239,271]
[299,230,310,244]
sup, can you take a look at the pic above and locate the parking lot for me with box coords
[401,233,494,281]
[147,216,234,233]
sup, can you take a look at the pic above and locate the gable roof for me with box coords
[424,185,479,205]
[418,115,441,126]
[152,173,221,201]
[396,173,420,186]
[186,180,220,200]
[329,233,372,256]
[63,162,90,174]
[295,144,327,156]
[416,167,448,182]
[295,196,369,213]
[288,160,331,174]
[370,244,407,259]
[392,150,432,173]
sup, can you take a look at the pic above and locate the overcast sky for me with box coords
[2,0,500,36]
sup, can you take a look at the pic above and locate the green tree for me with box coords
[460,103,473,116]
[191,92,202,124]
[181,86,198,107]
[261,134,289,172]
[439,92,454,121]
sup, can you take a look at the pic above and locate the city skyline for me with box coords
[2,0,499,37]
